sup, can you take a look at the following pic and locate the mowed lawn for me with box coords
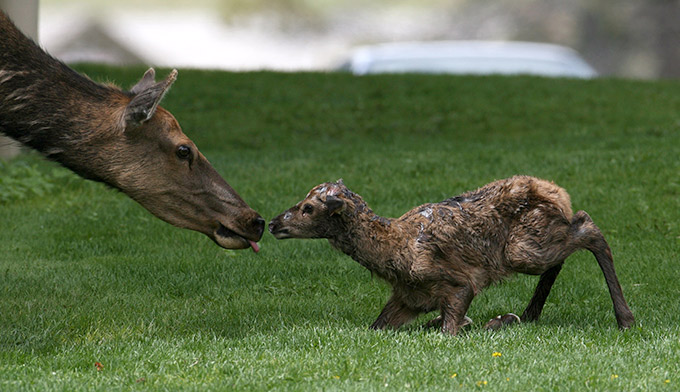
[1,67,679,391]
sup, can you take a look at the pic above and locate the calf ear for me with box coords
[125,69,178,127]
[325,195,345,216]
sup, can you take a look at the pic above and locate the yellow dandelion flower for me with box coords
[665,379,671,384]
[611,374,619,380]
[450,373,457,379]
[492,352,502,357]
[333,376,340,380]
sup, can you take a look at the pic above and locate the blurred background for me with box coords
[6,0,677,157]
[24,0,680,79]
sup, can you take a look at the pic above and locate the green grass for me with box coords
[1,66,679,391]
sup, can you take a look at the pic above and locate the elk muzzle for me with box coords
[214,212,265,252]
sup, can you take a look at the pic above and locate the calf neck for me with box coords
[269,176,635,334]
[0,11,263,250]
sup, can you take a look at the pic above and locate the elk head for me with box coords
[108,69,264,251]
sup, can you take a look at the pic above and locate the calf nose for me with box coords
[253,216,265,238]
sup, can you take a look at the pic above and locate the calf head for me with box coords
[269,180,350,239]
[110,69,264,251]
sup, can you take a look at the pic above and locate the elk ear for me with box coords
[130,68,156,94]
[125,68,178,127]
[325,195,345,216]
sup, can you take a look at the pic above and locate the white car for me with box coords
[339,41,597,78]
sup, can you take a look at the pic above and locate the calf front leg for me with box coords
[370,295,419,330]
[424,315,473,330]
[440,285,475,335]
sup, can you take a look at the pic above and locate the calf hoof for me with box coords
[460,316,473,328]
[423,315,443,329]
[484,313,520,331]
[424,315,473,330]
[616,310,636,330]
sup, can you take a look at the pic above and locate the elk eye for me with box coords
[302,204,314,215]
[176,145,192,160]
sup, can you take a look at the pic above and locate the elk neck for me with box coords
[1,12,127,184]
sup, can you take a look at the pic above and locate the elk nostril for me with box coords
[253,216,265,236]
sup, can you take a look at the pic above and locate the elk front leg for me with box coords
[440,285,475,335]
[370,295,419,330]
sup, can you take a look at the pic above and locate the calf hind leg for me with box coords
[487,210,635,330]
[484,263,564,331]
[484,313,521,330]
[572,211,635,329]
[484,256,564,330]
[521,263,564,322]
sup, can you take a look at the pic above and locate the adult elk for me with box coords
[0,11,264,251]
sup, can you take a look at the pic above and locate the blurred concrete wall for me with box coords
[0,0,39,159]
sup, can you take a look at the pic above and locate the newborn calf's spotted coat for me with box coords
[269,176,634,334]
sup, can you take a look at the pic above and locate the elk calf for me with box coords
[269,176,635,334]
[0,11,263,250]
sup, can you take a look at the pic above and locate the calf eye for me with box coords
[302,204,314,215]
[176,145,192,160]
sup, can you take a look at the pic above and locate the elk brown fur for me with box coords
[269,176,635,334]
[0,11,264,251]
